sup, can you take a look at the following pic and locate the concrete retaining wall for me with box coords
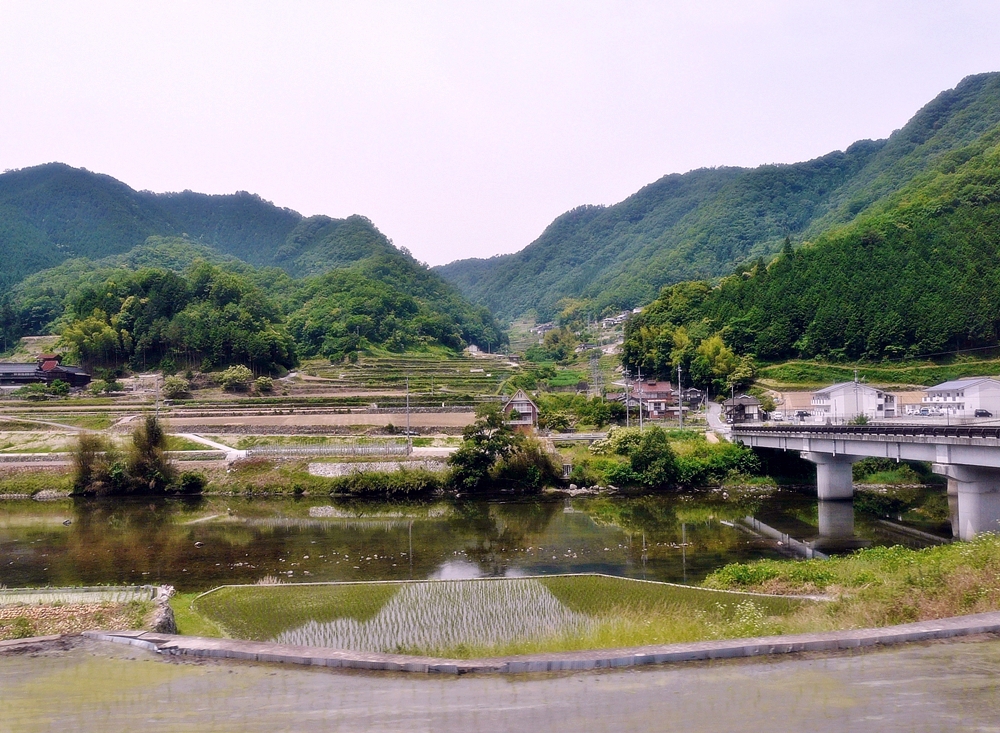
[85,610,1000,675]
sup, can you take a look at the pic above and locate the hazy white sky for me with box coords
[2,1,1000,265]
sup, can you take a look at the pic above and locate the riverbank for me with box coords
[704,534,1000,628]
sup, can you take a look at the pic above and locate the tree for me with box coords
[629,426,678,488]
[219,365,254,391]
[448,404,518,490]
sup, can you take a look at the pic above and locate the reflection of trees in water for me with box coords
[575,495,767,558]
[448,500,561,575]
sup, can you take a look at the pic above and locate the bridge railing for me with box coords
[731,424,1000,439]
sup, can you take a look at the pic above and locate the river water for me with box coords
[0,485,953,592]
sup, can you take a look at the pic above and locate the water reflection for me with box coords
[0,486,954,592]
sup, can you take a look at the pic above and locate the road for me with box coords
[2,636,999,732]
[706,401,731,440]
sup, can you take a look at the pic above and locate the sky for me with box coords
[2,1,1000,266]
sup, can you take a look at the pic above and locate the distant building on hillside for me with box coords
[723,395,764,423]
[633,380,677,419]
[0,355,91,389]
[811,381,896,421]
[503,389,538,431]
[923,378,1000,417]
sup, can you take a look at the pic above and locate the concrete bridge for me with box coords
[732,424,1000,540]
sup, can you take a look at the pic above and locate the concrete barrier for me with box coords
[84,609,1000,675]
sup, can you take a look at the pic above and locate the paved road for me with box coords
[2,637,999,732]
[706,401,731,440]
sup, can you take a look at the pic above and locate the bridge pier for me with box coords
[932,464,1000,540]
[802,453,861,500]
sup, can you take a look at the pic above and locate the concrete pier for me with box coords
[802,453,860,500]
[932,464,1000,540]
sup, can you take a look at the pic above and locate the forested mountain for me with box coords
[621,121,1000,381]
[0,165,506,366]
[0,163,463,294]
[1,237,505,370]
[436,72,1000,322]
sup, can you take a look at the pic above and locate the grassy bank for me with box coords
[199,458,445,497]
[758,356,1000,389]
[704,535,1000,629]
[0,468,73,496]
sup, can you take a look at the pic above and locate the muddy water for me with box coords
[1,636,998,732]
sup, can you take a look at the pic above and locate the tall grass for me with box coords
[704,535,1000,630]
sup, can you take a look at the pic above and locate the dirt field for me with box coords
[165,412,476,429]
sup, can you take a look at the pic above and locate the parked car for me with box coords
[919,407,930,416]
[975,409,993,417]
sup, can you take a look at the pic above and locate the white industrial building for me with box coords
[923,378,1000,416]
[811,382,897,421]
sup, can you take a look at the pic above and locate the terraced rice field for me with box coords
[191,575,809,658]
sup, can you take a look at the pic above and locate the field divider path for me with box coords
[173,433,246,463]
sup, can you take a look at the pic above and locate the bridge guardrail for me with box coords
[731,424,1000,439]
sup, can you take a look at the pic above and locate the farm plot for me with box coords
[190,575,811,658]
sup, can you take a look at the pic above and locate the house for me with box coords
[0,355,91,389]
[633,380,677,419]
[811,381,896,421]
[723,395,764,423]
[503,389,538,430]
[923,378,1000,417]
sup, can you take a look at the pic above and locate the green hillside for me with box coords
[436,72,1000,322]
[621,122,1000,381]
[0,164,506,359]
[1,237,505,369]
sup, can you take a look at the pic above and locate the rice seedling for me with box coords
[274,580,590,655]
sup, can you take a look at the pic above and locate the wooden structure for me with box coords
[0,355,91,388]
[503,389,538,431]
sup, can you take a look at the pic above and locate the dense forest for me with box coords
[437,72,1000,322]
[622,122,1000,379]
[1,236,505,371]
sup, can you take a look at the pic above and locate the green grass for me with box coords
[192,583,400,640]
[0,471,73,495]
[186,576,810,657]
[165,436,208,451]
[169,593,228,637]
[758,358,1000,388]
[704,535,1000,629]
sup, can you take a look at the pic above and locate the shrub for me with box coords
[162,375,190,399]
[177,471,206,494]
[72,416,175,496]
[254,376,274,393]
[219,365,254,391]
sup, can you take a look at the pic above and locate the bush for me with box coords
[162,375,190,399]
[219,365,254,391]
[254,376,274,393]
[177,471,206,494]
[72,416,175,496]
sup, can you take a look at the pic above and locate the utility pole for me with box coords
[625,369,630,428]
[637,366,643,430]
[405,377,411,453]
[677,364,683,428]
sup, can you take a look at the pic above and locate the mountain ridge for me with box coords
[435,72,1000,322]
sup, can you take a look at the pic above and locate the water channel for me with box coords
[0,485,953,592]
